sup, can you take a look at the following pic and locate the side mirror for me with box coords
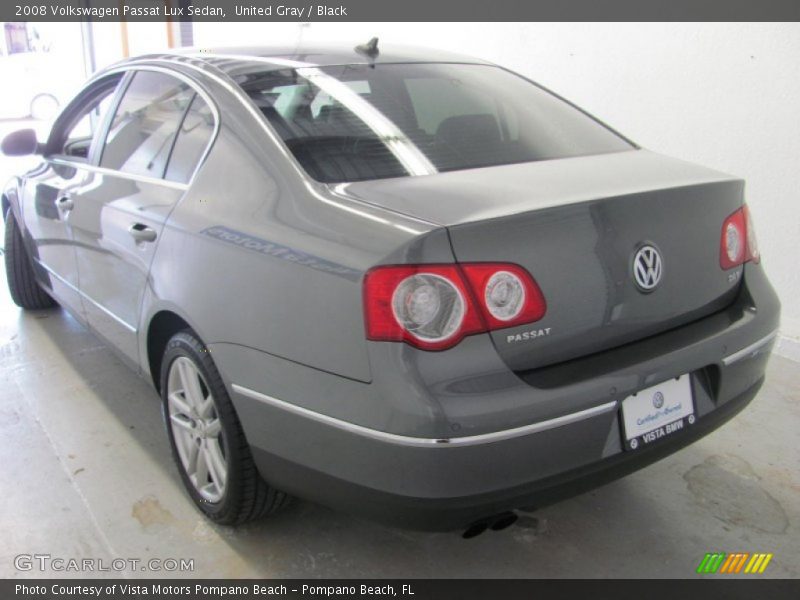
[1,129,42,157]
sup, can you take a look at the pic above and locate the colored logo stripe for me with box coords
[697,552,773,574]
[719,553,749,573]
[697,553,726,574]
[745,553,773,574]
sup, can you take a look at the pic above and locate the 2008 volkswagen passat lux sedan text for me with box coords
[1,43,780,534]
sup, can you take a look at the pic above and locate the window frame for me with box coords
[163,92,218,184]
[44,72,127,164]
[47,65,220,188]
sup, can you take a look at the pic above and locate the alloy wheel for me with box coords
[166,356,228,503]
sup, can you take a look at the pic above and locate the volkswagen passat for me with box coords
[1,44,780,533]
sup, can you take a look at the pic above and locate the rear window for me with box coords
[233,63,633,183]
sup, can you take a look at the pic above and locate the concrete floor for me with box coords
[0,242,798,578]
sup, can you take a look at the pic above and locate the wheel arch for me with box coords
[3,178,21,222]
[145,309,195,393]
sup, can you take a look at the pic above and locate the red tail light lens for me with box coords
[459,263,547,330]
[363,265,485,350]
[720,205,760,269]
[743,205,760,264]
[364,263,546,351]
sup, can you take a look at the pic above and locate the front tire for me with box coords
[4,212,56,310]
[160,330,290,524]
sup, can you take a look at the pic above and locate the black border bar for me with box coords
[4,0,800,22]
[4,579,800,600]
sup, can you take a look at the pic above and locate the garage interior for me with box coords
[0,21,798,578]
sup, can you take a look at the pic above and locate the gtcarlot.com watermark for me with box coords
[14,553,194,573]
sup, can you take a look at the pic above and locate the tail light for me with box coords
[720,204,760,269]
[364,263,546,351]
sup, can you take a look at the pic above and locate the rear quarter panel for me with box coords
[141,72,442,383]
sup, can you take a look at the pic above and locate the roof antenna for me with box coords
[355,37,379,60]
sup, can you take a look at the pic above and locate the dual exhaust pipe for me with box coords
[462,511,519,539]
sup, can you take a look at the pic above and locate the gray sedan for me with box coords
[1,43,780,536]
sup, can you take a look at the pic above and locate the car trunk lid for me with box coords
[336,150,745,370]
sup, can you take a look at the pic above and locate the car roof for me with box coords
[141,42,492,73]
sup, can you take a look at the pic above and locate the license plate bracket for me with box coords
[621,375,696,451]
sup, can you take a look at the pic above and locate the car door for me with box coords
[66,68,216,365]
[20,73,123,319]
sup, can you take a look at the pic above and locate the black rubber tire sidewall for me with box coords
[4,211,55,310]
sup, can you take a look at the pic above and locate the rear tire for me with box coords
[4,212,56,310]
[160,330,291,525]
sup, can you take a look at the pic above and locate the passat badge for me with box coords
[506,327,551,343]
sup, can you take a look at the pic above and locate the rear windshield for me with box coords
[233,63,633,183]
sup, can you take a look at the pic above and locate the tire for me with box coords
[160,330,290,525]
[4,211,56,310]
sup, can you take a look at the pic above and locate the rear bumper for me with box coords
[247,374,763,530]
[219,264,779,531]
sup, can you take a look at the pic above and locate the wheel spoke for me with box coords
[169,413,194,432]
[205,440,227,489]
[197,395,215,419]
[203,444,225,491]
[174,426,196,471]
[184,436,199,476]
[205,418,221,438]
[178,360,204,409]
[194,440,209,486]
[168,391,192,417]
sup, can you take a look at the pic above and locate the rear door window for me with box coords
[100,71,195,179]
[164,94,215,183]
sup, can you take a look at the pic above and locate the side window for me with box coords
[47,75,122,160]
[100,71,195,178]
[61,94,115,159]
[164,94,215,183]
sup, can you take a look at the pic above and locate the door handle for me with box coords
[56,195,74,211]
[128,223,157,243]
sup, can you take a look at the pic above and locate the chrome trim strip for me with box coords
[231,383,617,448]
[189,53,316,69]
[48,160,189,191]
[57,63,221,190]
[722,330,778,366]
[35,259,137,333]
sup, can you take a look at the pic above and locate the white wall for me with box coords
[194,23,799,359]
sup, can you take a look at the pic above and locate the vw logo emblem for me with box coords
[633,245,663,292]
[653,391,665,409]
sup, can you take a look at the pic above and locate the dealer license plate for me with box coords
[621,375,695,450]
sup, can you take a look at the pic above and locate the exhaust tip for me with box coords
[489,512,518,531]
[462,511,519,538]
[462,520,489,539]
